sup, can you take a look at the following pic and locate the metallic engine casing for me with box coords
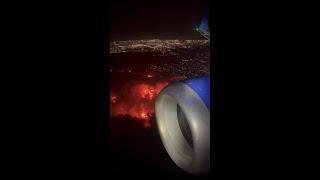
[155,77,210,174]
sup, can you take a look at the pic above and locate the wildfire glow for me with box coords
[110,82,168,128]
[111,95,117,104]
[140,112,149,120]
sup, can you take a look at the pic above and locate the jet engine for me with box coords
[155,76,210,174]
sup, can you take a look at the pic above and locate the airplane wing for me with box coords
[197,9,210,40]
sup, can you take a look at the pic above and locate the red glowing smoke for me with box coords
[110,81,168,127]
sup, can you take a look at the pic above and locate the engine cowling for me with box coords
[155,76,210,174]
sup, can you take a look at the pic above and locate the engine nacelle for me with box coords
[155,76,210,174]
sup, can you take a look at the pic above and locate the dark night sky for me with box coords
[110,0,209,40]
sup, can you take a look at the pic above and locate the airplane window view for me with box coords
[110,0,210,178]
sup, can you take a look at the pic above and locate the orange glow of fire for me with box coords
[140,112,148,119]
[111,95,117,104]
[134,83,168,100]
[110,82,168,128]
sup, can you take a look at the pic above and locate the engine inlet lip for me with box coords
[177,104,194,149]
[155,82,210,174]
